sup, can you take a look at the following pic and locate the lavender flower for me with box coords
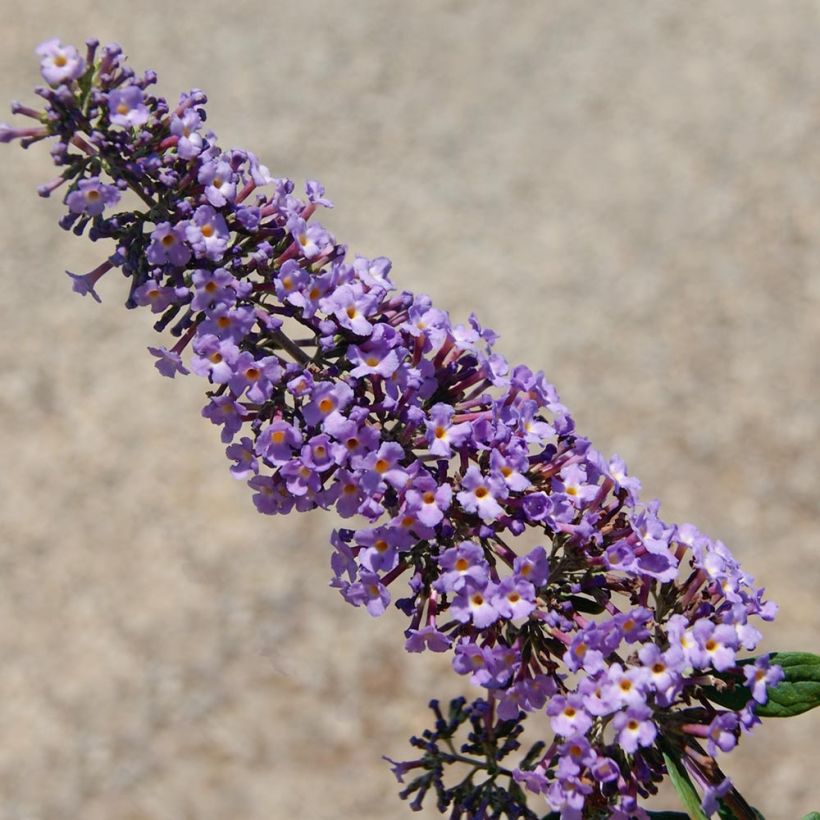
[2,39,788,819]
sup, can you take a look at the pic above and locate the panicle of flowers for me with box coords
[2,39,783,818]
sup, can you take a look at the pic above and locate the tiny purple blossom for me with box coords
[425,403,472,457]
[185,204,230,261]
[305,179,333,208]
[743,656,784,704]
[456,465,507,523]
[612,706,657,754]
[66,177,120,216]
[146,222,192,267]
[302,381,355,429]
[108,85,149,128]
[547,695,593,738]
[256,419,303,465]
[404,625,451,653]
[450,578,500,629]
[133,279,181,313]
[225,436,259,480]
[347,571,390,617]
[201,395,248,443]
[147,345,190,379]
[198,157,237,207]
[36,39,85,86]
[513,546,549,587]
[491,577,535,620]
[435,541,489,593]
[169,109,203,159]
[189,333,238,383]
[228,352,282,403]
[403,476,452,528]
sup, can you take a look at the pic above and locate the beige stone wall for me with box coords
[0,2,817,817]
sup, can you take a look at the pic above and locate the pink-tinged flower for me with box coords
[36,39,85,86]
[65,177,120,216]
[108,85,149,128]
[547,695,593,738]
[456,465,507,523]
[146,222,191,267]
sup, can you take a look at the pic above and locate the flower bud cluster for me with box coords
[2,39,783,817]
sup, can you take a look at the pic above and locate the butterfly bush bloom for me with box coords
[2,39,783,818]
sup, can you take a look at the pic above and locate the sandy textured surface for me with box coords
[0,2,818,817]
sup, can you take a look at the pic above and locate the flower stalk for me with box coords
[1,38,789,819]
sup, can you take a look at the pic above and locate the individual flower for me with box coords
[146,222,192,267]
[36,39,85,85]
[108,85,149,128]
[65,177,120,216]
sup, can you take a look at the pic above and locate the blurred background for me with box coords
[0,2,818,817]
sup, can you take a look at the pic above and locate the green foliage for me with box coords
[704,652,820,718]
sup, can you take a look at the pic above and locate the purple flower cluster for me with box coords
[2,40,783,818]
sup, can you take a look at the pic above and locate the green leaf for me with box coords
[800,813,820,820]
[704,652,820,719]
[662,749,708,820]
[758,652,820,718]
[567,594,605,614]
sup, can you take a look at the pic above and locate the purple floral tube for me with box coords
[1,39,785,819]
